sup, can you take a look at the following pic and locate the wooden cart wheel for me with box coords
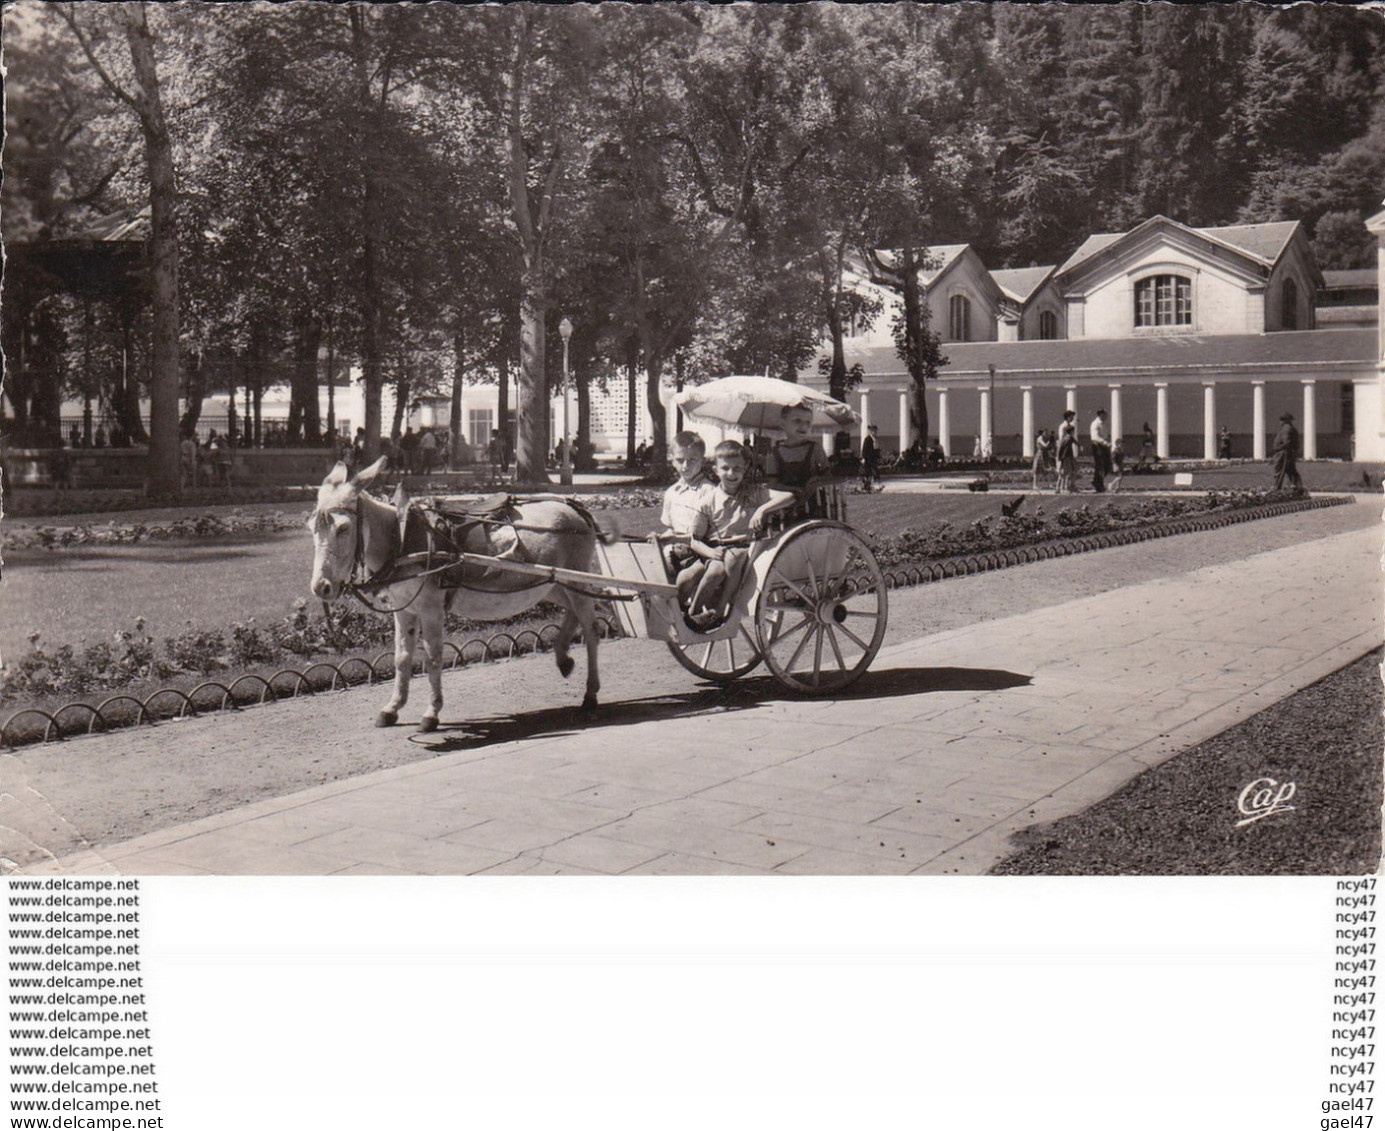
[666,625,762,683]
[753,523,888,694]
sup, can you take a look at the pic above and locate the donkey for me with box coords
[309,458,612,731]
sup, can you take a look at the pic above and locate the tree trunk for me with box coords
[644,352,667,468]
[450,322,466,466]
[121,4,179,493]
[503,13,556,485]
[181,349,205,434]
[515,291,549,482]
[288,316,322,442]
[900,244,930,446]
[324,316,337,443]
[115,309,148,446]
[576,363,592,472]
[625,340,638,463]
[350,8,384,462]
[392,364,410,442]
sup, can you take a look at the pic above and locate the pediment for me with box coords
[1057,216,1271,296]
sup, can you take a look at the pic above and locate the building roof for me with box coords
[811,328,1378,384]
[1056,232,1125,275]
[1322,268,1377,290]
[1056,218,1301,277]
[868,244,970,285]
[1194,221,1298,266]
[989,266,1054,304]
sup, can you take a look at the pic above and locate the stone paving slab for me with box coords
[14,521,1380,877]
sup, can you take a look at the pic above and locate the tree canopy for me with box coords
[4,2,1382,476]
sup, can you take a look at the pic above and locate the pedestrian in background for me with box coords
[1089,408,1111,493]
[861,424,881,492]
[1031,429,1051,491]
[1271,412,1303,491]
[1056,410,1078,493]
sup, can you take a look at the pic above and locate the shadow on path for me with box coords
[409,664,1032,755]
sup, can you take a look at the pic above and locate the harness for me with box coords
[333,493,619,613]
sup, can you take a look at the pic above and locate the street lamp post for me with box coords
[559,317,574,487]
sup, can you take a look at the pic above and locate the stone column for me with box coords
[1252,381,1266,460]
[898,389,911,453]
[859,388,872,450]
[1302,379,1317,460]
[1155,383,1170,459]
[1108,384,1123,448]
[1065,385,1077,414]
[979,386,992,457]
[1203,383,1217,461]
[1021,386,1034,458]
[937,387,951,458]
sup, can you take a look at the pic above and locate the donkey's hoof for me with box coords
[375,711,397,728]
[418,716,438,734]
[557,655,575,679]
[580,693,598,712]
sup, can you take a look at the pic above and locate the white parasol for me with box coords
[673,375,858,433]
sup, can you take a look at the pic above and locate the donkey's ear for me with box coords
[326,461,349,486]
[392,479,409,514]
[355,456,388,486]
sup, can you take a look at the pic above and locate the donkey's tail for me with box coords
[563,498,621,544]
[594,514,621,545]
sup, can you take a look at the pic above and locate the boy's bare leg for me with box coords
[692,560,727,615]
[718,549,750,615]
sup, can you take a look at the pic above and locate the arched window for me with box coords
[1134,275,1192,328]
[1282,277,1298,331]
[949,294,971,341]
[1038,310,1058,340]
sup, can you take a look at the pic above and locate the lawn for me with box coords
[0,488,1158,662]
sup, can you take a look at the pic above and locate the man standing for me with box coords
[861,424,881,492]
[1272,412,1303,491]
[1089,408,1111,493]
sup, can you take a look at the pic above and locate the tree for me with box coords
[59,1,183,492]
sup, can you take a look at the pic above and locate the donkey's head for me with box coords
[308,457,386,601]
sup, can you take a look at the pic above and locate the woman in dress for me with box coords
[1056,411,1078,493]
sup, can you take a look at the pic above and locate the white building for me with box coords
[805,213,1384,462]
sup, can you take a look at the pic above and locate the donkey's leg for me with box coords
[554,606,579,681]
[377,609,416,727]
[416,594,446,734]
[563,593,602,712]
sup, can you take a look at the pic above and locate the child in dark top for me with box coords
[766,403,832,519]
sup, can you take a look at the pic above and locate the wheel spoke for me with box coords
[824,624,849,673]
[835,621,872,652]
[763,598,807,615]
[768,612,813,649]
[811,623,824,686]
[772,572,816,607]
[805,553,821,601]
[699,640,715,668]
[785,620,818,672]
[824,546,862,594]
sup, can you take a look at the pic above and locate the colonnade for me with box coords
[853,378,1321,460]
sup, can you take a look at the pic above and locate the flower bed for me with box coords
[0,598,577,707]
[865,488,1311,571]
[2,510,307,551]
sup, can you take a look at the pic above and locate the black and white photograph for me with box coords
[2,1,1382,1124]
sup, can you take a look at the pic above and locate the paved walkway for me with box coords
[15,521,1381,877]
